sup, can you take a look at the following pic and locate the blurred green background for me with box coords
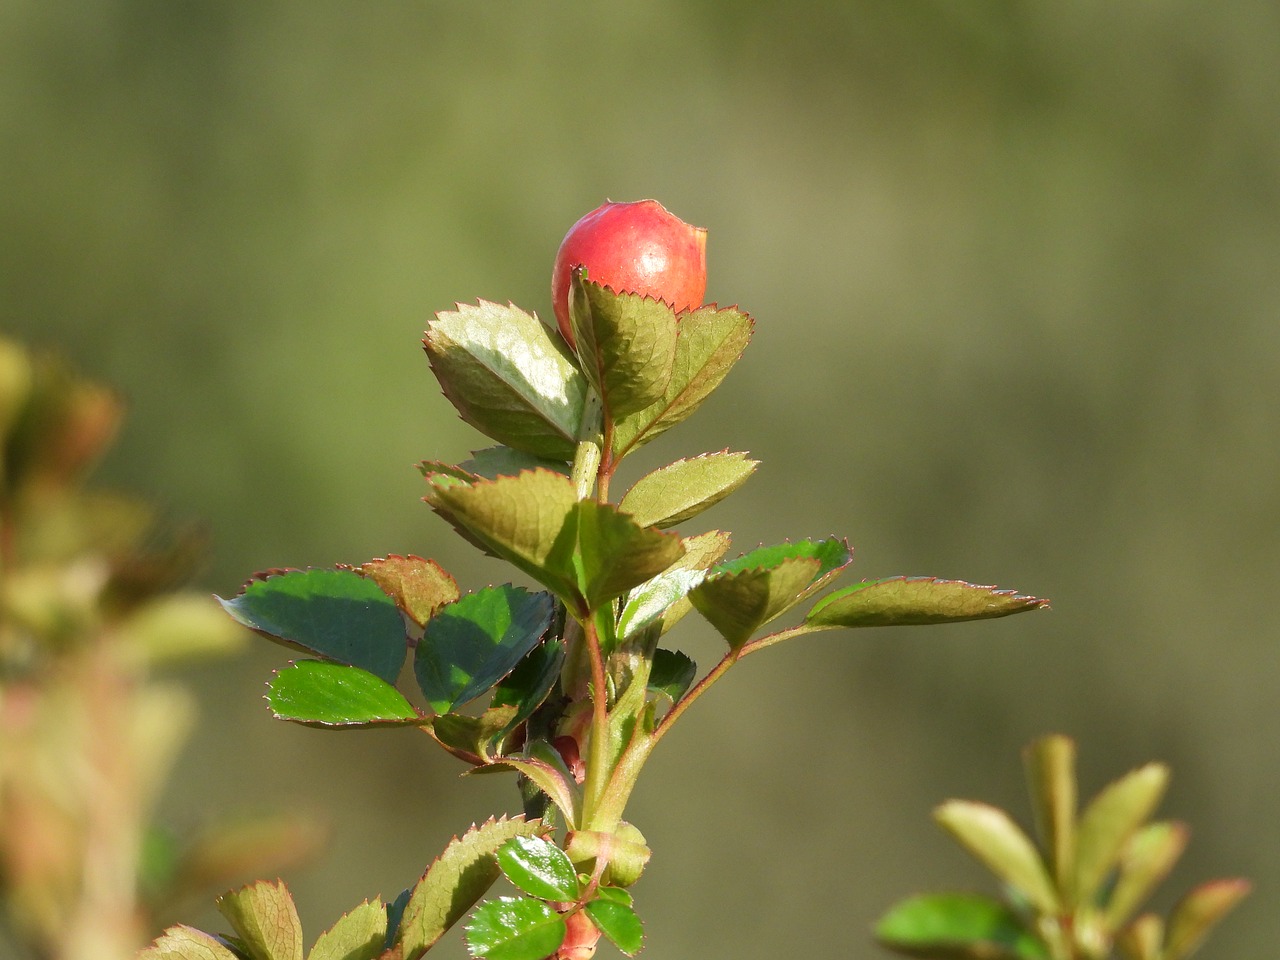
[3,1,1276,956]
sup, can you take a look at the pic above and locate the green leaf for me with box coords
[618,451,758,528]
[424,301,587,459]
[216,880,304,960]
[1162,879,1251,960]
[490,635,566,733]
[690,538,851,651]
[460,446,570,479]
[353,555,459,628]
[875,892,1049,960]
[1023,734,1077,898]
[218,569,408,684]
[414,586,555,714]
[933,801,1060,915]
[425,470,682,615]
[307,899,386,960]
[617,530,730,639]
[584,899,645,956]
[483,750,581,829]
[398,817,548,958]
[465,897,565,960]
[1104,821,1189,930]
[1116,915,1164,960]
[267,661,424,727]
[139,926,243,960]
[496,836,581,902]
[568,272,679,420]
[648,648,697,703]
[612,304,754,460]
[806,577,1048,629]
[431,706,520,763]
[1073,762,1169,906]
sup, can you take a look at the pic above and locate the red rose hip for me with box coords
[551,199,707,347]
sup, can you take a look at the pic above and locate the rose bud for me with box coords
[551,199,707,347]
[556,908,601,960]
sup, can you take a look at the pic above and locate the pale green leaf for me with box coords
[618,451,757,528]
[1023,734,1077,897]
[307,899,386,960]
[1074,763,1169,905]
[1163,878,1251,960]
[216,879,304,960]
[138,926,242,960]
[934,801,1059,915]
[807,577,1048,629]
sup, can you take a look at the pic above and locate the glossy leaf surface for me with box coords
[415,586,555,714]
[465,897,565,960]
[691,538,851,650]
[496,836,581,902]
[875,892,1048,960]
[612,304,753,459]
[216,880,304,960]
[618,451,757,528]
[267,660,423,727]
[617,530,729,639]
[424,301,587,459]
[568,273,678,420]
[585,898,645,956]
[218,568,407,684]
[398,817,548,958]
[934,801,1059,914]
[807,577,1048,629]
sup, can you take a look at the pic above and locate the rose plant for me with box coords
[137,201,1242,960]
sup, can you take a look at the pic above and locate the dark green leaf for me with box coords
[584,899,645,956]
[618,451,758,528]
[490,635,566,733]
[612,305,754,460]
[384,887,412,953]
[415,586,555,714]
[424,301,587,459]
[496,836,581,902]
[568,273,679,420]
[353,555,459,628]
[875,892,1049,960]
[648,649,696,703]
[806,577,1049,629]
[267,661,424,727]
[218,568,407,684]
[431,706,520,763]
[690,539,851,650]
[216,880,303,960]
[398,817,548,958]
[465,897,565,960]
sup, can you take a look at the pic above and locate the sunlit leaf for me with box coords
[1105,821,1189,930]
[934,801,1059,915]
[1023,734,1077,895]
[1073,763,1169,905]
[496,836,581,902]
[573,498,685,611]
[459,445,570,479]
[690,538,851,650]
[617,530,730,639]
[398,817,549,958]
[1115,914,1164,960]
[268,660,424,727]
[465,897,565,960]
[430,706,520,763]
[353,555,459,628]
[568,272,678,420]
[216,880,304,960]
[482,750,581,829]
[218,568,407,684]
[807,577,1048,629]
[307,899,386,960]
[612,304,753,459]
[618,451,757,528]
[414,586,555,714]
[138,926,242,960]
[875,892,1049,960]
[424,301,587,459]
[1162,878,1250,960]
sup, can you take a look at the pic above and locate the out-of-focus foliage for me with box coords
[0,339,318,959]
[2,2,1274,957]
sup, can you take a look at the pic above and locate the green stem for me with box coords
[579,612,612,824]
